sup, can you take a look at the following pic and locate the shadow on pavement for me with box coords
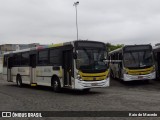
[6,83,105,95]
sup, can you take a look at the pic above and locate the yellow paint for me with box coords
[48,43,63,48]
[125,66,154,75]
[79,70,109,77]
[79,70,109,81]
[31,83,37,86]
[82,76,107,81]
[59,67,62,77]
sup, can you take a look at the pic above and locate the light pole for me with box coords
[73,1,79,41]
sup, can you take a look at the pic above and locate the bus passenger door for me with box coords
[30,54,36,84]
[63,50,73,86]
[7,57,12,82]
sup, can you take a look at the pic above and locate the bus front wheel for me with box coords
[52,77,61,92]
[83,88,90,93]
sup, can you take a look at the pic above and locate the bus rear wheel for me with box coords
[52,77,61,92]
[16,76,22,87]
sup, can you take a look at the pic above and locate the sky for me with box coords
[0,0,160,46]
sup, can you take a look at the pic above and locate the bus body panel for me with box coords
[75,78,110,90]
[11,67,31,84]
[30,67,36,84]
[123,72,156,81]
[74,68,110,89]
[36,66,63,87]
[3,67,7,81]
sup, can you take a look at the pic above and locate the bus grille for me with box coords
[79,70,109,81]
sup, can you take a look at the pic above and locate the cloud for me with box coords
[0,0,160,46]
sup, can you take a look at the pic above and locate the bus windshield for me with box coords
[76,48,108,72]
[123,50,153,69]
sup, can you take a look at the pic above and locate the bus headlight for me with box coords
[123,69,128,74]
[77,75,81,80]
[76,72,82,80]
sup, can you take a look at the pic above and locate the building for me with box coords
[0,43,39,54]
[155,43,160,46]
[0,43,40,73]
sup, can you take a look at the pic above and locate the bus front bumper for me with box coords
[74,77,110,90]
[123,72,156,81]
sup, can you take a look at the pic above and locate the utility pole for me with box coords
[73,1,79,40]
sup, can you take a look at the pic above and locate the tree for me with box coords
[106,43,124,52]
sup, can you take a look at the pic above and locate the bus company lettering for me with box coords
[44,68,51,72]
[18,68,25,72]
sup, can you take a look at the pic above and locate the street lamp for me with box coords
[73,1,79,41]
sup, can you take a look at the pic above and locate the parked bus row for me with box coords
[109,44,160,82]
[2,40,160,92]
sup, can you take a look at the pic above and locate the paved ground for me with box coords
[0,78,160,120]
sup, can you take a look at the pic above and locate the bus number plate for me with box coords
[138,76,143,79]
[91,83,98,86]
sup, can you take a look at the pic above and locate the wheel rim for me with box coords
[18,80,20,86]
[17,78,20,86]
[17,77,21,86]
[54,80,58,89]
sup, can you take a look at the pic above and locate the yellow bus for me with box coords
[109,44,155,81]
[3,40,110,92]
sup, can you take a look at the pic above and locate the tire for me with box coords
[52,77,61,92]
[16,76,23,87]
[143,80,150,83]
[83,88,90,93]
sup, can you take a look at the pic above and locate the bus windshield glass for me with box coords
[123,46,153,69]
[76,48,108,72]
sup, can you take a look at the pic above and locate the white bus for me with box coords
[109,44,155,81]
[3,40,110,92]
[153,45,160,79]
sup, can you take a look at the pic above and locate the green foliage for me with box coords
[106,43,124,52]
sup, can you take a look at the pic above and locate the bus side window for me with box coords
[38,50,49,65]
[113,54,115,60]
[119,53,122,60]
[153,52,157,61]
[50,48,62,66]
[116,53,118,60]
[21,52,29,66]
[12,54,21,66]
[30,54,36,68]
[8,57,12,69]
[3,55,7,67]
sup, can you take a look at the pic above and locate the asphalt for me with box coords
[0,78,160,120]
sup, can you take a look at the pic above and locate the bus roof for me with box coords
[109,44,151,55]
[153,45,160,52]
[3,40,105,55]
